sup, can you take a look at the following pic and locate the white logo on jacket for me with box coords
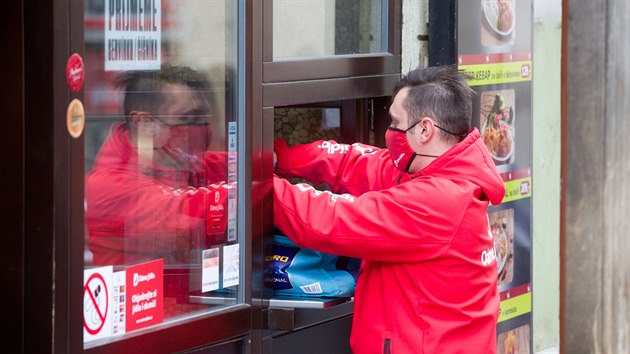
[295,183,355,202]
[317,141,375,156]
[481,214,496,266]
[481,247,496,266]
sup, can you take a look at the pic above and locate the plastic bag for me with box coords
[266,234,360,298]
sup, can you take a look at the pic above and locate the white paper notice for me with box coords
[202,248,220,292]
[222,244,240,288]
[104,0,162,71]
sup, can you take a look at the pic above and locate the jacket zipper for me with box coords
[383,338,391,354]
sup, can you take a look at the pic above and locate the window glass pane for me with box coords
[83,0,241,343]
[273,0,386,59]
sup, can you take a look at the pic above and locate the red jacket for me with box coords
[273,128,505,354]
[86,122,230,267]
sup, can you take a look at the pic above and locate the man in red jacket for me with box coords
[86,66,231,305]
[273,65,505,354]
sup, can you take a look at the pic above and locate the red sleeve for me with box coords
[273,176,459,262]
[274,139,407,195]
[87,169,232,250]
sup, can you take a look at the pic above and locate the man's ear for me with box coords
[419,117,434,142]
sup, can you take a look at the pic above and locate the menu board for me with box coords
[457,1,533,353]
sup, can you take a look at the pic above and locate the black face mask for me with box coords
[433,124,467,141]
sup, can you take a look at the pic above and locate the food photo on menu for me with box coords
[481,0,516,46]
[497,324,530,354]
[489,208,514,286]
[480,89,516,166]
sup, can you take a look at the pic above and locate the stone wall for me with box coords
[274,108,340,145]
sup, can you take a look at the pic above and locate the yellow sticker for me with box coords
[498,292,532,323]
[459,61,532,86]
[66,99,85,139]
[502,176,532,203]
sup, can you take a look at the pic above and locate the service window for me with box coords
[82,0,245,348]
[263,0,400,86]
[273,0,386,59]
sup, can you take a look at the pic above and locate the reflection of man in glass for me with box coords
[86,65,229,273]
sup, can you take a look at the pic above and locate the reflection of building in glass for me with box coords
[335,0,382,54]
[273,0,383,58]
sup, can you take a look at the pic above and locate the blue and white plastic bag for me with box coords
[267,234,359,297]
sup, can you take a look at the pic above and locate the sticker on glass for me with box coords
[66,99,85,138]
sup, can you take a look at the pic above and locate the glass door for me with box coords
[81,0,250,351]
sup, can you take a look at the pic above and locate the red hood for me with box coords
[414,128,505,205]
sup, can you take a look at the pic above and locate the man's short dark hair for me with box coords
[115,64,212,118]
[392,65,476,144]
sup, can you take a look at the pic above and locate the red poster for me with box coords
[206,187,228,245]
[126,259,164,331]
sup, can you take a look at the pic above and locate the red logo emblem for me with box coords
[66,53,85,92]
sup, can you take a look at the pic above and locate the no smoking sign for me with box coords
[84,266,113,342]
